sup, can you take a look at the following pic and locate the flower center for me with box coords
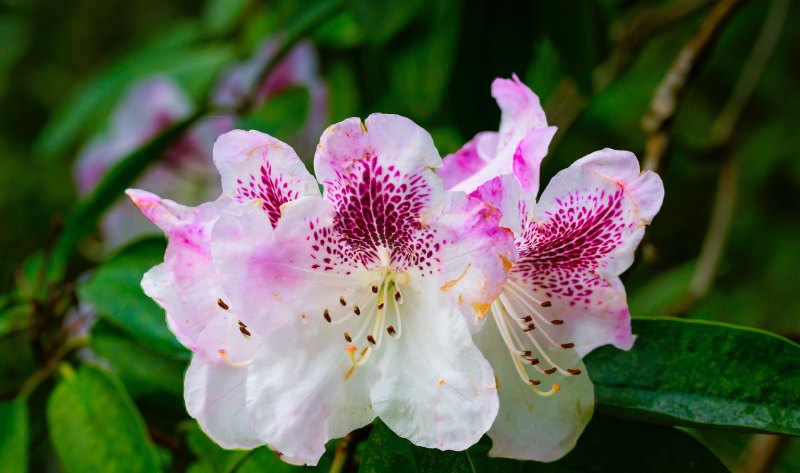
[491,280,583,397]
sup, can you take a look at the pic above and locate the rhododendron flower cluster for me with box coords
[76,40,326,250]
[130,77,663,465]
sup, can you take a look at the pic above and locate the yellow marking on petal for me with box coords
[500,254,514,271]
[440,263,472,292]
[472,302,492,320]
[438,379,445,387]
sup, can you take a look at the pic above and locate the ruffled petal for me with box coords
[423,191,516,328]
[371,286,499,451]
[474,313,593,461]
[243,319,376,465]
[512,149,664,355]
[213,129,320,227]
[493,74,548,161]
[470,174,526,234]
[438,131,497,190]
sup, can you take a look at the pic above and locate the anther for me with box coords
[372,285,379,294]
[561,343,575,349]
[353,305,361,315]
[523,324,535,332]
[540,301,552,307]
[394,291,402,302]
[323,309,331,323]
[367,335,376,345]
[237,321,251,337]
[520,315,533,323]
[544,367,558,375]
[529,358,540,365]
[566,368,582,375]
[387,325,396,336]
[378,302,384,310]
[343,332,352,342]
[339,296,347,306]
[551,319,564,325]
[217,298,229,310]
[520,350,532,356]
[528,378,541,386]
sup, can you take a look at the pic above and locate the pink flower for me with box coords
[131,115,516,465]
[441,77,665,461]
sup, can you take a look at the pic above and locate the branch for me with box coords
[641,0,742,172]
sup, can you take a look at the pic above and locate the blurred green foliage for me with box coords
[0,0,799,471]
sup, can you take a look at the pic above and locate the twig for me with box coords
[641,0,741,172]
[736,434,789,473]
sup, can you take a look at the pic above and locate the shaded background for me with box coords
[0,0,798,471]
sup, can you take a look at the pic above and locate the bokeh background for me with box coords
[0,0,798,471]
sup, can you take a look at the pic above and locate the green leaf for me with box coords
[238,86,310,140]
[90,322,185,398]
[78,238,188,358]
[313,11,365,48]
[47,365,163,473]
[0,400,28,473]
[468,416,728,473]
[359,419,474,473]
[352,0,425,46]
[204,0,253,35]
[586,318,800,436]
[51,113,201,275]
[0,303,31,338]
[628,262,694,317]
[0,332,36,394]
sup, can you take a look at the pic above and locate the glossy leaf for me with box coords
[47,365,162,473]
[359,420,474,473]
[78,238,187,358]
[586,318,800,436]
[0,400,28,473]
[238,86,310,140]
[468,416,728,473]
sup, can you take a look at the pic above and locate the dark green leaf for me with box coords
[91,322,185,398]
[204,0,253,35]
[0,332,36,394]
[47,365,162,473]
[0,400,28,473]
[352,0,425,46]
[359,419,474,473]
[314,11,365,48]
[78,238,188,358]
[468,416,728,473]
[586,318,800,436]
[238,86,310,140]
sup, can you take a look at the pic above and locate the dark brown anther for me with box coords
[529,379,541,386]
[566,368,582,375]
[520,315,533,323]
[217,298,229,310]
[529,358,540,365]
[372,285,379,294]
[540,300,552,308]
[544,367,558,375]
[387,325,396,335]
[344,332,352,342]
[561,343,575,349]
[521,350,532,356]
[550,319,564,325]
[339,296,347,306]
[323,309,331,323]
[378,302,384,310]
[367,335,376,345]
[353,305,361,315]
[239,325,251,337]
[394,291,402,302]
[523,324,535,332]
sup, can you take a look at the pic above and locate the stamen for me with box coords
[561,343,575,349]
[528,378,541,386]
[217,349,253,367]
[238,321,251,337]
[520,315,533,322]
[566,369,582,375]
[323,309,331,323]
[340,296,347,306]
[551,319,565,325]
[540,301,552,308]
[367,335,376,345]
[529,358,540,365]
[353,305,361,316]
[372,285,379,294]
[544,367,558,375]
[387,325,396,335]
[378,302,384,310]
[523,324,535,332]
[217,298,229,310]
[344,332,352,342]
[394,291,402,302]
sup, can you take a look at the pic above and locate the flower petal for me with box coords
[438,131,497,190]
[493,74,548,160]
[371,285,499,451]
[213,129,320,227]
[512,149,664,355]
[243,319,376,465]
[470,174,526,234]
[424,191,517,328]
[474,313,594,461]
